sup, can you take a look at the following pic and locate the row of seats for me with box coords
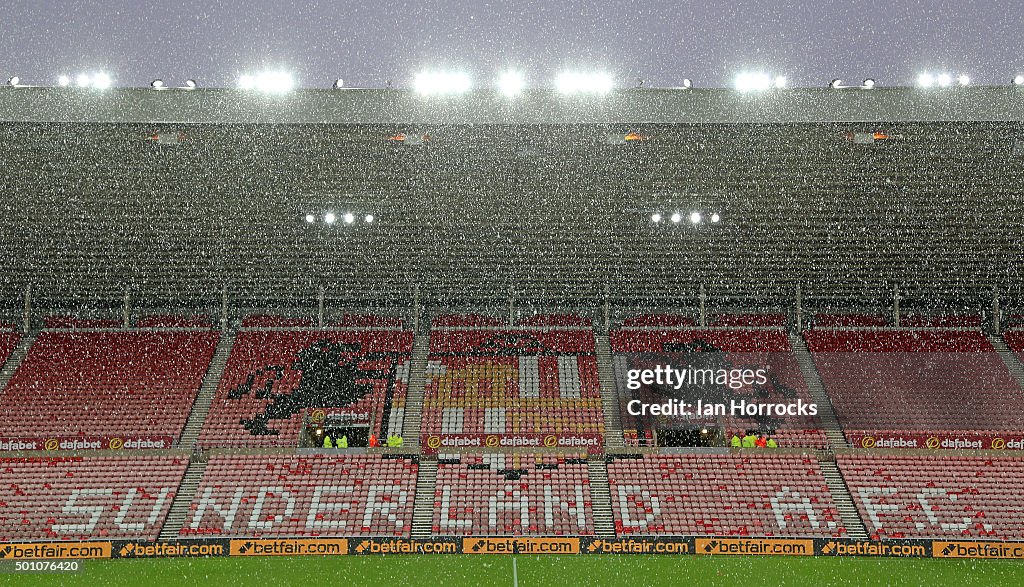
[432,454,595,535]
[199,330,412,448]
[181,454,418,537]
[806,330,1024,434]
[0,456,187,542]
[610,329,827,448]
[838,455,1024,540]
[607,454,845,537]
[422,330,605,436]
[0,331,217,440]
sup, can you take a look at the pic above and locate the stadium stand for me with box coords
[179,454,417,537]
[0,327,18,370]
[813,314,888,328]
[805,330,1024,438]
[610,325,827,448]
[198,326,412,448]
[0,455,187,542]
[837,454,1024,540]
[431,453,595,536]
[0,330,217,442]
[421,323,604,438]
[606,454,846,537]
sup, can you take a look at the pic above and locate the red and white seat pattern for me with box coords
[837,455,1024,540]
[0,328,18,371]
[180,454,417,538]
[432,454,594,536]
[0,331,217,441]
[805,330,1024,437]
[199,329,412,448]
[0,456,187,541]
[607,454,845,537]
[610,328,826,448]
[421,330,604,436]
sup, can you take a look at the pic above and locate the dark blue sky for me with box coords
[4,0,1022,88]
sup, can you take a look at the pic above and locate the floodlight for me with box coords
[7,76,20,86]
[689,211,702,224]
[151,79,165,89]
[304,214,315,223]
[343,212,355,224]
[364,214,374,223]
[555,72,613,95]
[774,76,787,88]
[58,75,71,87]
[711,213,721,223]
[1014,75,1024,86]
[650,213,661,223]
[333,78,344,89]
[830,79,843,89]
[183,79,197,89]
[324,212,336,224]
[76,73,91,88]
[92,73,111,89]
[670,213,682,223]
[734,72,774,92]
[497,71,525,97]
[414,71,472,96]
[862,78,876,89]
[957,74,970,86]
[681,78,692,89]
[936,73,952,87]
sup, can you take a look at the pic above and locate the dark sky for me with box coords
[4,0,1022,89]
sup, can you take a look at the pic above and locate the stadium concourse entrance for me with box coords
[657,426,723,448]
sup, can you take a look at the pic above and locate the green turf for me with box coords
[4,555,1023,587]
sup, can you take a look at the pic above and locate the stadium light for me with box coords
[183,79,197,89]
[957,74,970,86]
[414,71,472,96]
[681,78,692,89]
[917,73,934,88]
[711,213,721,223]
[689,211,702,224]
[304,214,315,223]
[92,73,111,89]
[364,214,374,224]
[343,212,355,224]
[57,75,70,87]
[238,71,294,94]
[863,78,876,89]
[324,212,336,224]
[75,73,91,88]
[1014,75,1024,86]
[650,213,662,223]
[555,72,613,95]
[151,79,165,89]
[7,76,20,87]
[670,213,682,223]
[936,73,952,87]
[734,72,785,92]
[333,78,344,89]
[830,79,843,89]
[497,71,525,97]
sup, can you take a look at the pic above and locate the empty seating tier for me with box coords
[837,454,1024,540]
[0,331,217,442]
[199,329,412,448]
[0,456,187,542]
[180,454,417,538]
[805,330,1024,438]
[607,454,846,537]
[0,330,18,371]
[432,454,594,536]
[610,328,825,448]
[422,329,604,438]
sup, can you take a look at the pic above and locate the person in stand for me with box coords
[368,433,379,448]
[741,431,757,448]
[766,436,778,448]
[755,435,768,449]
[730,434,742,448]
[322,434,334,449]
[338,435,349,448]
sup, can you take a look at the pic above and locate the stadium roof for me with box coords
[1,87,1023,312]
